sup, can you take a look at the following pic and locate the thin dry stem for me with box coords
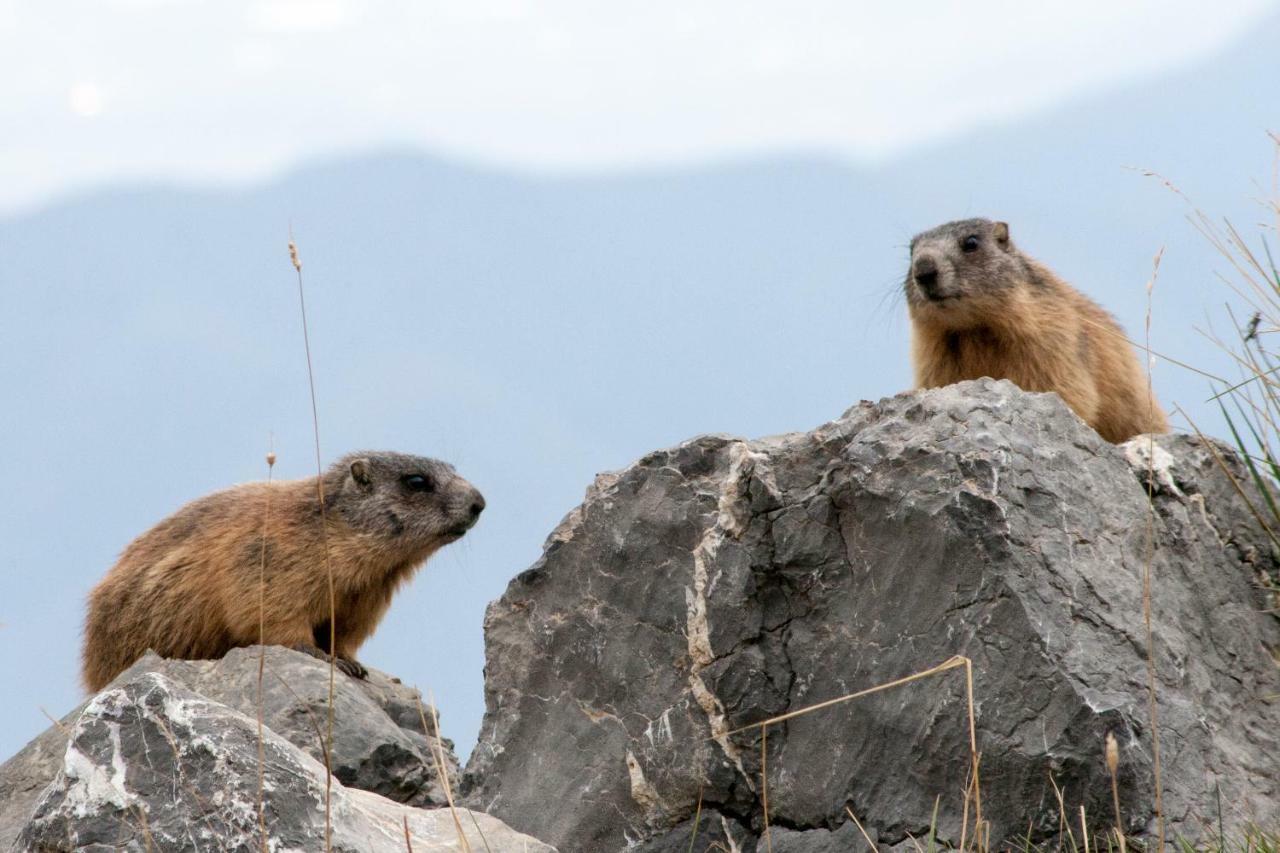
[256,446,276,853]
[761,724,771,853]
[466,810,493,853]
[963,657,983,837]
[134,804,157,853]
[725,655,969,734]
[1106,731,1126,853]
[687,785,705,853]
[38,707,71,735]
[271,671,330,767]
[289,232,337,853]
[727,655,983,849]
[416,693,474,853]
[1141,249,1167,853]
[844,806,878,853]
[1049,774,1077,853]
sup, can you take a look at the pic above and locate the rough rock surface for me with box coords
[464,379,1280,852]
[3,647,551,851]
[14,670,554,852]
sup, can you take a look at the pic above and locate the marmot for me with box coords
[904,218,1169,443]
[82,451,484,692]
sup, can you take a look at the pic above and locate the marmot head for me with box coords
[327,451,485,555]
[905,218,1031,330]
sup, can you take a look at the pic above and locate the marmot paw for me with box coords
[336,656,368,680]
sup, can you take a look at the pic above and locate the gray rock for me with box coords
[633,818,874,853]
[464,379,1280,852]
[14,670,554,852]
[0,709,77,851]
[123,646,462,808]
[768,821,875,852]
[2,647,469,849]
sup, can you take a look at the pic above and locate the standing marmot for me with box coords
[904,218,1169,443]
[82,451,484,692]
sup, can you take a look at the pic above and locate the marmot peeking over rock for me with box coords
[905,218,1169,443]
[82,451,484,692]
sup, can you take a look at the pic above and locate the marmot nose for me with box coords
[469,493,486,520]
[913,258,940,295]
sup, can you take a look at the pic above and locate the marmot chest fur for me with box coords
[904,218,1169,443]
[82,450,484,692]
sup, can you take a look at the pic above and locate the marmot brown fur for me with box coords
[905,218,1169,443]
[82,451,484,692]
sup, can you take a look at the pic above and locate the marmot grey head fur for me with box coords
[905,217,1040,330]
[329,451,485,550]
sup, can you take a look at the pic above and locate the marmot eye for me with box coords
[402,474,435,493]
[961,235,981,253]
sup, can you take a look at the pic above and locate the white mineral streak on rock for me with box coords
[1122,436,1184,497]
[642,707,674,746]
[624,749,661,814]
[719,814,744,852]
[684,441,772,787]
[61,688,134,819]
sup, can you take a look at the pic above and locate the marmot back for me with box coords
[904,218,1168,443]
[82,451,484,692]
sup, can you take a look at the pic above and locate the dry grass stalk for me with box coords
[687,784,705,853]
[466,808,493,853]
[1048,774,1078,853]
[270,669,328,763]
[1141,250,1168,853]
[133,804,156,853]
[760,724,771,852]
[727,655,982,848]
[1106,731,1126,853]
[415,693,475,853]
[958,750,984,853]
[38,706,70,735]
[288,234,338,853]
[403,814,414,852]
[844,805,879,853]
[256,446,276,853]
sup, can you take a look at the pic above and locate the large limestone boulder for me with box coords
[3,647,554,852]
[464,379,1280,852]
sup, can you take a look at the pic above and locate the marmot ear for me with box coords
[993,221,1010,246]
[350,459,373,487]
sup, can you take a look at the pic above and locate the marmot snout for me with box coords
[82,450,483,692]
[905,218,1169,443]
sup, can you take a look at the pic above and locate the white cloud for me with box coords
[247,0,349,33]
[0,0,1276,212]
[67,82,105,118]
[230,39,280,76]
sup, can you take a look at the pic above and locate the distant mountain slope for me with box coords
[1,10,1276,764]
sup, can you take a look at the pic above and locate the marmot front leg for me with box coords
[254,616,366,679]
[287,642,368,679]
[330,635,370,680]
